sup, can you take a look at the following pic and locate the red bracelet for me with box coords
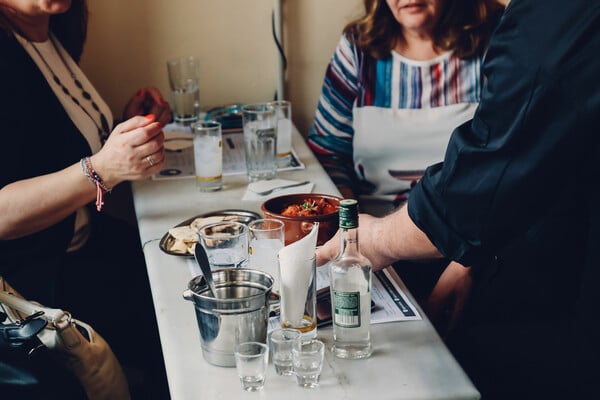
[80,157,111,212]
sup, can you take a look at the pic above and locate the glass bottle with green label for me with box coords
[329,199,372,359]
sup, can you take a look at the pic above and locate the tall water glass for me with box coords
[167,56,200,124]
[241,103,277,182]
[192,121,222,191]
[248,219,285,293]
[268,100,292,167]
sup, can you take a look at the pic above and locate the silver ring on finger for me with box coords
[146,155,156,167]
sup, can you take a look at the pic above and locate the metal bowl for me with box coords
[159,209,260,256]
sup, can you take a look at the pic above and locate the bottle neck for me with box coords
[339,225,360,257]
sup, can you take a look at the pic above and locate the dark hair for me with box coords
[50,0,88,62]
[345,0,503,59]
[0,0,88,62]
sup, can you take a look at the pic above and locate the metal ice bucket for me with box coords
[182,268,277,367]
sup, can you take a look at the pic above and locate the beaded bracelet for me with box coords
[80,157,111,211]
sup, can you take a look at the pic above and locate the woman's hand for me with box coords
[0,115,164,240]
[122,87,172,127]
[90,115,165,188]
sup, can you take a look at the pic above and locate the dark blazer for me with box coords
[408,0,599,398]
[0,31,92,303]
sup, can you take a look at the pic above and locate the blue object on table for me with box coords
[204,104,243,131]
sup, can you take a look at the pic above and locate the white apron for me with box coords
[352,102,478,197]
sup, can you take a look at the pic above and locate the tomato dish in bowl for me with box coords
[261,193,342,245]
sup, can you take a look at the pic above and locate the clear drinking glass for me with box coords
[241,103,277,182]
[269,328,301,376]
[191,120,223,191]
[292,339,325,388]
[248,219,284,293]
[167,56,200,124]
[268,100,292,167]
[197,221,249,270]
[234,342,269,392]
[278,253,317,339]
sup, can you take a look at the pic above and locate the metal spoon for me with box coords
[194,244,218,298]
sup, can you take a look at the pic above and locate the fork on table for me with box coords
[252,181,311,196]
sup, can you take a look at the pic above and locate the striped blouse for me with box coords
[307,34,484,206]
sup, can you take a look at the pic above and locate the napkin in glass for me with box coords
[277,222,319,326]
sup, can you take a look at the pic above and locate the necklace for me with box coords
[29,35,110,143]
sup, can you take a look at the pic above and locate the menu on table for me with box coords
[185,258,421,332]
[265,267,422,332]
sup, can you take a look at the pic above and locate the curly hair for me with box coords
[345,0,503,59]
[0,0,88,61]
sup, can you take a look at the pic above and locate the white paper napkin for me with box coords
[277,222,319,325]
[242,179,314,201]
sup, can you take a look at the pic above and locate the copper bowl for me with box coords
[260,193,342,246]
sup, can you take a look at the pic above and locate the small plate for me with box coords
[159,209,261,256]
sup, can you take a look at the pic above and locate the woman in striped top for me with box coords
[308,0,504,313]
[308,0,503,214]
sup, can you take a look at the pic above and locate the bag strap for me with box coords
[0,289,67,324]
[0,279,69,348]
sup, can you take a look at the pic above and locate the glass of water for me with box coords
[197,221,249,270]
[234,342,269,392]
[241,103,277,182]
[269,328,301,376]
[268,100,292,167]
[248,219,284,293]
[292,338,325,388]
[167,56,200,124]
[191,120,222,191]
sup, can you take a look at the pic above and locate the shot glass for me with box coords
[191,120,222,191]
[167,56,200,125]
[197,221,249,270]
[248,219,284,293]
[269,328,302,376]
[234,342,269,392]
[241,103,277,182]
[278,254,317,338]
[268,100,292,167]
[292,339,325,388]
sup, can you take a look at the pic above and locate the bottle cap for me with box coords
[339,199,359,229]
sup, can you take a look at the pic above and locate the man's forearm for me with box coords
[361,204,442,270]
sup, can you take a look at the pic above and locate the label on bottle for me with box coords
[332,290,361,328]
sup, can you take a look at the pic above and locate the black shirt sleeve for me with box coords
[408,0,600,267]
